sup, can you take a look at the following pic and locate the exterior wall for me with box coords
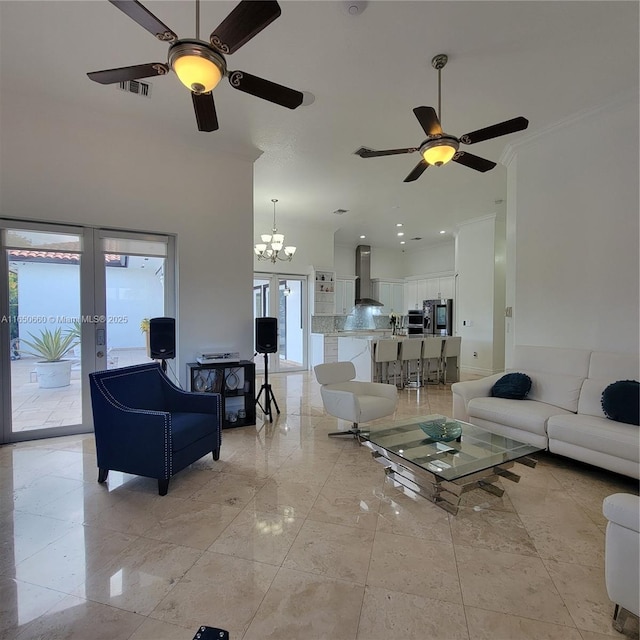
[504,93,639,359]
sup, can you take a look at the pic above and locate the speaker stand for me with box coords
[161,359,168,374]
[256,352,280,423]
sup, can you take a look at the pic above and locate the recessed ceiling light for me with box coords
[396,223,403,227]
[439,230,446,234]
[400,241,406,245]
[359,235,366,239]
[397,232,404,236]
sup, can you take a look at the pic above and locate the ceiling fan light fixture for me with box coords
[420,137,459,166]
[169,41,225,94]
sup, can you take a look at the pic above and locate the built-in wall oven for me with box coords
[407,310,425,336]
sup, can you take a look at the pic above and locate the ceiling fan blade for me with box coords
[355,147,418,158]
[210,0,281,54]
[87,63,169,84]
[192,92,219,132]
[228,71,303,109]
[403,160,429,183]
[108,0,177,41]
[413,106,442,137]
[452,151,496,173]
[460,116,529,145]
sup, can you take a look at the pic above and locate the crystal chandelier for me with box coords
[254,199,296,263]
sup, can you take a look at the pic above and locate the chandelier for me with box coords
[254,199,296,263]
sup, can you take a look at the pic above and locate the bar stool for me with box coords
[374,339,400,386]
[422,336,445,385]
[399,338,423,388]
[441,336,461,384]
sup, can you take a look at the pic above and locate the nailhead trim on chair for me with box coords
[91,367,172,478]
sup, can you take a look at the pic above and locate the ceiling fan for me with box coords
[355,54,529,182]
[87,0,304,132]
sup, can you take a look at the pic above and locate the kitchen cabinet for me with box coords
[372,279,404,314]
[406,275,455,309]
[335,276,356,315]
[310,268,336,316]
[310,333,338,366]
[404,280,419,310]
[187,360,256,429]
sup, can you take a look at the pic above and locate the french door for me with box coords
[253,273,307,373]
[0,220,175,444]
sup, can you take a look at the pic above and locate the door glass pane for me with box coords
[253,278,270,372]
[6,234,83,434]
[102,237,166,370]
[278,279,303,371]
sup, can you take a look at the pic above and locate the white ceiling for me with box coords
[1,1,638,250]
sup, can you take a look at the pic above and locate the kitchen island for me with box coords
[336,334,459,384]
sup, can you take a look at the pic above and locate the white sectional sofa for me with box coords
[452,346,640,479]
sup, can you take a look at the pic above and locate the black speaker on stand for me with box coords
[255,317,280,423]
[149,317,175,373]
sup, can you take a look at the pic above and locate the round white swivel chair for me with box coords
[314,361,398,438]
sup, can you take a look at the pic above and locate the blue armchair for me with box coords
[89,362,221,495]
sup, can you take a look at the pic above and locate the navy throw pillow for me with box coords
[601,380,640,426]
[491,372,532,400]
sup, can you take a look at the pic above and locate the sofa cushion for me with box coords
[171,413,218,452]
[513,345,591,377]
[491,372,532,399]
[468,397,573,436]
[602,380,640,426]
[512,370,585,413]
[547,413,640,463]
[588,351,639,380]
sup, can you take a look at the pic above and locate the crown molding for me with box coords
[500,88,638,166]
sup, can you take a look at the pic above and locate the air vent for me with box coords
[410,237,422,241]
[118,80,151,98]
[333,209,349,215]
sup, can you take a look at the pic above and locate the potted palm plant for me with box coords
[140,318,151,357]
[20,327,79,388]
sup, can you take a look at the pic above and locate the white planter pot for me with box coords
[35,360,73,389]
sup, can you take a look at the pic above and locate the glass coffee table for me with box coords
[360,414,542,515]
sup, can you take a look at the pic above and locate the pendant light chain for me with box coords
[272,198,278,232]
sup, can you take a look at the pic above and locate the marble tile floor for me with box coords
[0,371,638,640]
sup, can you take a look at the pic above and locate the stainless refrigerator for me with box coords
[423,299,454,336]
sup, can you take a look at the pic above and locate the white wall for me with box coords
[334,241,455,279]
[1,92,256,381]
[403,241,455,277]
[504,94,639,357]
[455,215,498,375]
[333,244,357,277]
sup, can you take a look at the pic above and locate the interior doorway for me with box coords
[253,273,307,373]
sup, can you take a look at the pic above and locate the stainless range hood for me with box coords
[355,245,383,306]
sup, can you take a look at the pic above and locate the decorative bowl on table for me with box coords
[418,418,462,442]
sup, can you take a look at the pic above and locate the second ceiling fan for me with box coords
[87,0,304,132]
[355,54,529,182]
